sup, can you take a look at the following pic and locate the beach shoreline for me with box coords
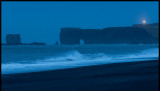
[2,60,159,91]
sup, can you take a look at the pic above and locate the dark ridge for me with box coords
[60,23,159,45]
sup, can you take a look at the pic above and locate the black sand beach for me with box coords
[2,60,159,91]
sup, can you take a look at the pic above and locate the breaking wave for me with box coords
[2,48,159,74]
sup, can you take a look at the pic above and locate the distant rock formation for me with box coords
[55,41,59,45]
[60,23,159,44]
[6,34,21,45]
[28,42,46,45]
[4,34,46,45]
[1,43,6,45]
[133,23,159,38]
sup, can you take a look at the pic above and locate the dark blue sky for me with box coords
[2,1,159,44]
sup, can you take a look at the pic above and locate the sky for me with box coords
[1,1,159,44]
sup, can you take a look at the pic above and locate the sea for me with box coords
[1,44,159,74]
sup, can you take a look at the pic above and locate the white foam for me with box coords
[2,48,159,74]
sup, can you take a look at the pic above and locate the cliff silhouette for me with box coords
[60,23,159,45]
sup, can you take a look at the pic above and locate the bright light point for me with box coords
[142,20,146,24]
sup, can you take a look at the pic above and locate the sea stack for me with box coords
[55,41,59,45]
[6,34,21,45]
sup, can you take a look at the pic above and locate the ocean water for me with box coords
[1,44,159,74]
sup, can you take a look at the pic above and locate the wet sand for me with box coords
[2,60,159,91]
